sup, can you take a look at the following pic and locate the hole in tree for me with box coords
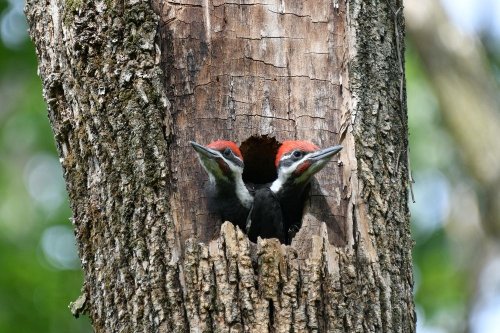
[240,135,306,245]
[240,135,280,185]
[238,135,342,246]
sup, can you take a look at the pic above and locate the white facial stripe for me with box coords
[279,152,294,163]
[235,176,253,208]
[223,154,252,207]
[270,157,307,193]
[226,155,243,174]
[196,149,252,207]
[200,149,243,174]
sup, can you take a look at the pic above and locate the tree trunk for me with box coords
[26,0,414,332]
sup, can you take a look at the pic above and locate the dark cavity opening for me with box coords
[240,135,280,185]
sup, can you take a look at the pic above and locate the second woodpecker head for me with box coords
[272,141,343,191]
[190,140,245,184]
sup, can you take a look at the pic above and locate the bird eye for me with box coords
[223,148,232,157]
[292,150,302,158]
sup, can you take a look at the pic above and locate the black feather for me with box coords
[246,187,285,243]
[206,181,250,231]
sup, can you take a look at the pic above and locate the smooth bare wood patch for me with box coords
[157,0,348,247]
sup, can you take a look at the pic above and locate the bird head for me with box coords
[190,140,244,184]
[272,140,343,191]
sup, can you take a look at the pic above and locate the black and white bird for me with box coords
[247,141,343,244]
[190,140,253,231]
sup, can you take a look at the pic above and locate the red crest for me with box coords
[207,140,243,159]
[275,141,319,167]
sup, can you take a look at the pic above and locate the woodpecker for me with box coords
[247,141,343,244]
[190,140,253,231]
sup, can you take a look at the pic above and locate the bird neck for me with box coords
[270,173,309,200]
[270,176,311,240]
[212,174,253,209]
[234,176,253,209]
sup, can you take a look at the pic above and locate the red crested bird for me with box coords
[246,141,342,244]
[190,140,253,231]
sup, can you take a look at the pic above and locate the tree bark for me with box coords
[26,0,414,332]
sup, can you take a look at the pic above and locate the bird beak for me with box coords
[289,145,343,184]
[190,141,220,159]
[307,145,343,163]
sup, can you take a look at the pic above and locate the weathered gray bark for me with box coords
[26,0,414,332]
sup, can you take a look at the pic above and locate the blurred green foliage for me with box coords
[0,1,92,331]
[407,44,470,331]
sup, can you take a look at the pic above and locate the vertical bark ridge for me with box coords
[347,0,415,331]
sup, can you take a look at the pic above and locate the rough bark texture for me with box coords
[26,0,414,332]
